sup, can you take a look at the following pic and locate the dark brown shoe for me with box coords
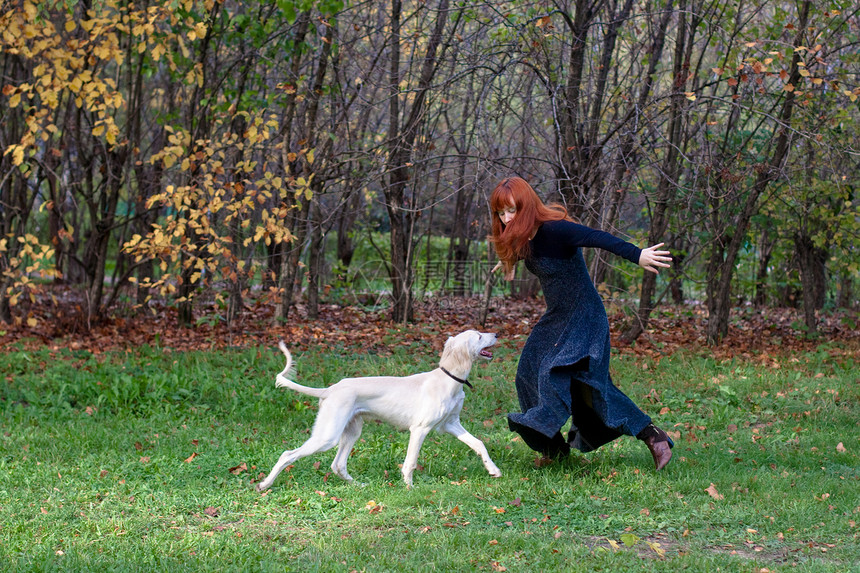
[637,424,674,471]
[644,437,673,471]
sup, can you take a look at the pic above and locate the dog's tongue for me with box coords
[480,349,493,358]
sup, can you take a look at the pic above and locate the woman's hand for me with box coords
[492,261,516,281]
[638,243,672,274]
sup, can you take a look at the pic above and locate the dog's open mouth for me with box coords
[480,349,493,358]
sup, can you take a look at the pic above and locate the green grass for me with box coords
[1,338,857,572]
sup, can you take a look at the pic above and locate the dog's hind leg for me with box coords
[331,416,363,483]
[255,435,335,492]
[442,419,502,479]
[255,404,349,492]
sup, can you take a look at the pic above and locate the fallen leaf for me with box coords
[184,452,198,463]
[228,462,248,475]
[366,500,383,514]
[204,506,219,517]
[647,541,666,558]
[509,497,522,507]
[139,456,150,463]
[836,442,846,453]
[706,483,724,500]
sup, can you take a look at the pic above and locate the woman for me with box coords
[490,176,674,470]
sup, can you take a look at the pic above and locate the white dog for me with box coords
[255,330,502,491]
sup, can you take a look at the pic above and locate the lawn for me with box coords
[1,334,857,572]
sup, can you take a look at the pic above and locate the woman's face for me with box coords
[497,203,516,226]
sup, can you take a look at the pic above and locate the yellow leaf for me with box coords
[152,43,165,61]
[65,20,76,32]
[12,145,25,166]
[685,92,696,101]
[9,92,21,108]
[92,124,105,137]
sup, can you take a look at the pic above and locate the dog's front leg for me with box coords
[443,419,502,478]
[401,426,432,487]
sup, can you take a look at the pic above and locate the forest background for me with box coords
[1,0,858,350]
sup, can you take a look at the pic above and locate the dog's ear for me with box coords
[440,334,471,370]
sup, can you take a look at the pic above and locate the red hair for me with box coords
[489,177,569,274]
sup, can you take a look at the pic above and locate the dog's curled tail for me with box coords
[274,341,327,398]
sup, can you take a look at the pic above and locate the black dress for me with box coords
[507,220,652,454]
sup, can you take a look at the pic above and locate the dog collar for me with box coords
[441,367,473,389]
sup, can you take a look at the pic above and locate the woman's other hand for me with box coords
[492,261,516,281]
[638,243,672,274]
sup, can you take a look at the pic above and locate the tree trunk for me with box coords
[619,0,691,344]
[754,223,777,307]
[705,0,811,344]
[307,201,325,319]
[384,0,451,323]
[794,233,828,334]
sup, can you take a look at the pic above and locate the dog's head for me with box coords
[441,330,497,370]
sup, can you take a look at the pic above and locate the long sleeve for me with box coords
[530,220,641,265]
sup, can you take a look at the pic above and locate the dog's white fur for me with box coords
[255,330,502,491]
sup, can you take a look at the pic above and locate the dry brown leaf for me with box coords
[229,462,248,475]
[705,483,724,500]
[184,452,198,463]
